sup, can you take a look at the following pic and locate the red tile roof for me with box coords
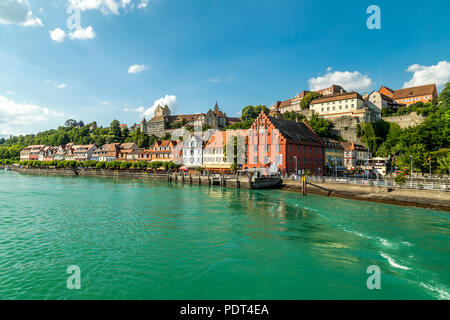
[393,84,437,100]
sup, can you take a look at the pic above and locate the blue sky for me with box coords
[0,0,449,136]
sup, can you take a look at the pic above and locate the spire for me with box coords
[214,101,219,112]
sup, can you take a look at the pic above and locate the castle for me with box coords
[138,103,240,137]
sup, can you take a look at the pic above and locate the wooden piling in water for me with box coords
[302,176,308,196]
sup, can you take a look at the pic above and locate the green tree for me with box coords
[65,119,78,127]
[110,120,122,142]
[280,111,305,122]
[241,105,269,122]
[439,82,450,105]
[300,92,323,109]
[306,113,334,138]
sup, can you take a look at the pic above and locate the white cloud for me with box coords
[124,106,145,113]
[0,96,64,135]
[0,0,43,27]
[69,26,96,40]
[67,0,149,15]
[403,61,450,90]
[57,83,67,89]
[137,0,149,9]
[308,70,373,92]
[125,95,178,119]
[49,28,66,42]
[144,95,177,118]
[128,64,148,74]
[5,90,15,95]
[209,75,233,83]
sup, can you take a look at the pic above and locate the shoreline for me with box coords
[281,181,450,212]
[4,166,450,211]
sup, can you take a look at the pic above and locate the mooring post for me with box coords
[236,172,240,188]
[302,176,308,196]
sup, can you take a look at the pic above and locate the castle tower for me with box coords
[163,105,171,117]
[154,105,164,118]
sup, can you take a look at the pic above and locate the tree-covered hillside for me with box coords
[358,83,450,173]
[0,120,157,160]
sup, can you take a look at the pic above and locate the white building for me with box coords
[182,134,204,167]
[364,91,398,112]
[54,143,73,161]
[72,145,97,161]
[310,92,380,122]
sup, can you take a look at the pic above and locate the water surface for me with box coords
[0,171,449,300]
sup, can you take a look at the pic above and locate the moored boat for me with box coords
[252,176,283,189]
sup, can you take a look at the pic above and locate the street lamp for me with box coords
[294,156,297,176]
[334,156,337,179]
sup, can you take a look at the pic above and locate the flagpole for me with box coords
[429,158,431,176]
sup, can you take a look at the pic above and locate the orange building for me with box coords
[380,84,438,106]
[379,86,395,99]
[202,129,248,171]
[147,140,182,163]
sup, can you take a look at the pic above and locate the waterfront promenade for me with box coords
[6,166,450,211]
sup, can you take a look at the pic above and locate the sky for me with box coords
[0,0,449,136]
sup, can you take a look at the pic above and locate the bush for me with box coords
[394,172,406,186]
[96,162,106,169]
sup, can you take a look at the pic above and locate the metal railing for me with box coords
[285,175,450,191]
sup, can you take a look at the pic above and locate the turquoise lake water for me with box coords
[0,170,449,300]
